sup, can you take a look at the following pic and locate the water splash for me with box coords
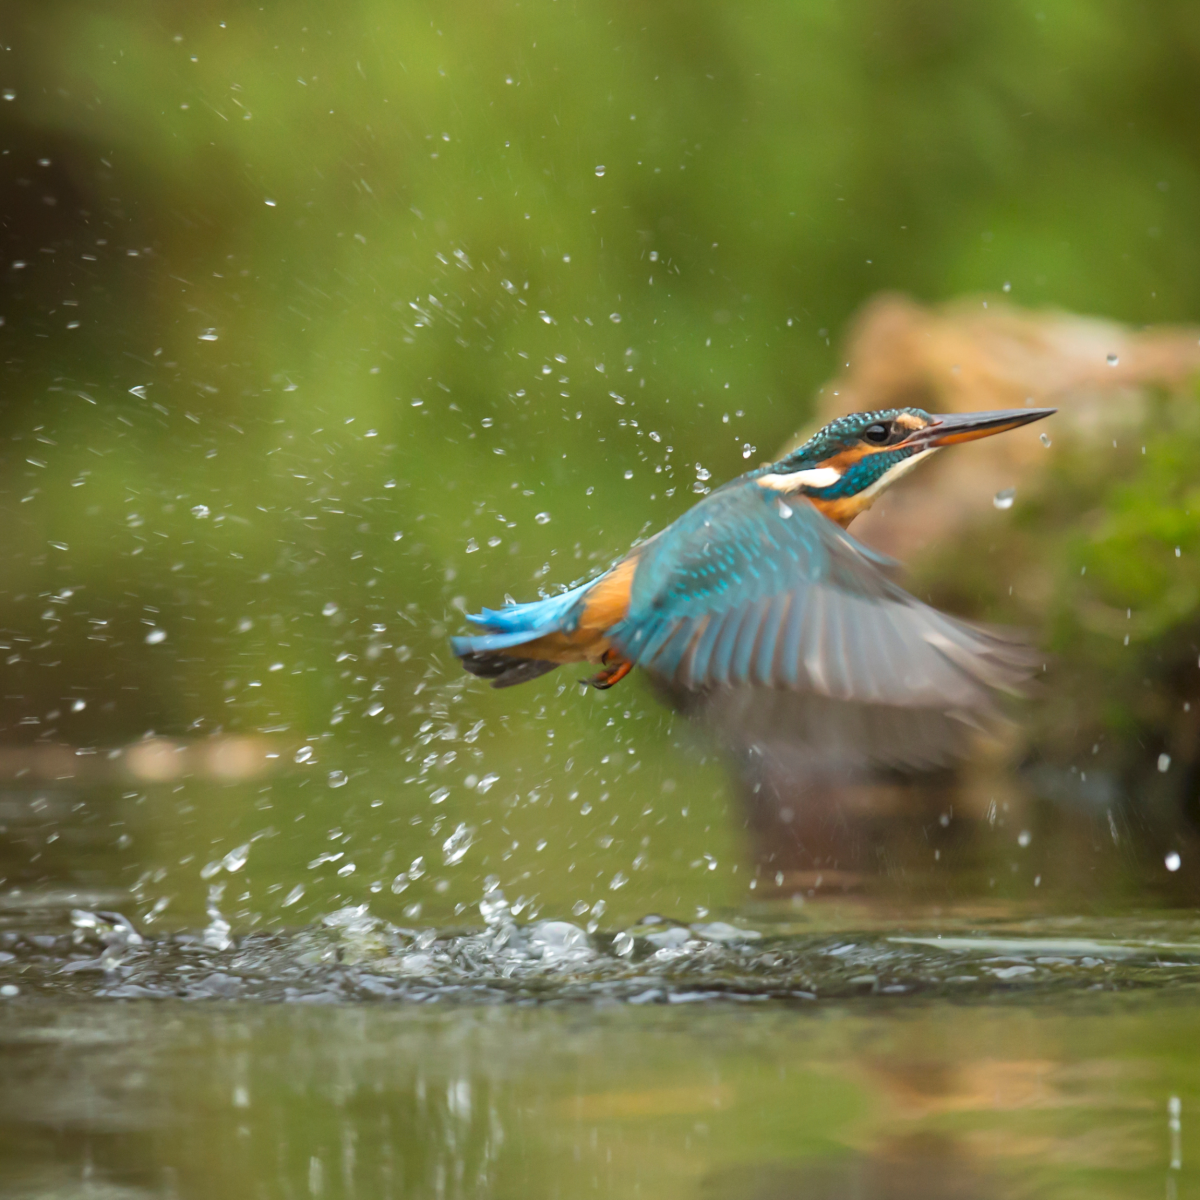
[202,884,232,951]
[442,823,475,867]
[9,904,1200,1005]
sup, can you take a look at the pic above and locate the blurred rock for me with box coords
[790,293,1200,559]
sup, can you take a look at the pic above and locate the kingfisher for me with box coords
[451,407,1053,767]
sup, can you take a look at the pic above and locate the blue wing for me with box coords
[609,480,1035,712]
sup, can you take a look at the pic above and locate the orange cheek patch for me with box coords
[823,446,871,472]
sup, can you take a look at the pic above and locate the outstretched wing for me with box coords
[608,481,1036,768]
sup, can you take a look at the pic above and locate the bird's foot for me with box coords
[587,654,633,690]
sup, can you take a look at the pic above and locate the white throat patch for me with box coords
[756,465,843,492]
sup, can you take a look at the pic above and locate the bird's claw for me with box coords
[586,654,633,690]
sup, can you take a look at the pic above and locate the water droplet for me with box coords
[1106,353,1119,366]
[1002,281,1012,292]
[993,487,1016,510]
[608,870,628,890]
[534,512,551,524]
[1166,851,1182,872]
[198,328,218,341]
[144,628,166,645]
[327,769,347,788]
[264,198,276,207]
[190,504,210,518]
[1176,546,1182,558]
[71,699,86,713]
[442,822,475,866]
[538,310,553,324]
[281,884,305,907]
[322,602,338,617]
[742,443,755,458]
[1159,753,1172,773]
[623,469,633,480]
[1039,433,1052,448]
[609,312,621,323]
[221,842,250,873]
[1017,830,1031,847]
[1,91,14,102]
[594,165,606,177]
[528,920,593,964]
[336,862,356,876]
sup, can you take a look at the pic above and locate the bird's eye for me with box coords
[862,422,891,444]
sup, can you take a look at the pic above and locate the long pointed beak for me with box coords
[909,407,1056,448]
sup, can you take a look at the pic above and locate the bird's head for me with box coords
[757,406,1055,526]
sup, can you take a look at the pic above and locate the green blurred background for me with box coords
[2,0,1200,929]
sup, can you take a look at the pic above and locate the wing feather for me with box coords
[709,606,749,687]
[610,478,1038,723]
[687,613,725,688]
[754,594,790,687]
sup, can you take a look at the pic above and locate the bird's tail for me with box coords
[450,582,590,688]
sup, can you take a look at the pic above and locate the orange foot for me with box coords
[588,652,634,690]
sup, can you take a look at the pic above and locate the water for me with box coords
[5,902,1200,1005]
[1,980,1197,1198]
[4,881,1200,1195]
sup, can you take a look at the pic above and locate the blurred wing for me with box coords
[610,482,1036,766]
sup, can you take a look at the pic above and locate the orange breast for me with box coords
[502,554,639,666]
[805,494,863,527]
[577,554,638,634]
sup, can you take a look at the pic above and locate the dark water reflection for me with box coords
[0,995,1193,1199]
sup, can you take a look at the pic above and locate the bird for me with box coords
[451,406,1054,770]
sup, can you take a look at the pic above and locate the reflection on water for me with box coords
[0,994,1193,1199]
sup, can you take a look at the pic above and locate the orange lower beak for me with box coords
[912,407,1056,448]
